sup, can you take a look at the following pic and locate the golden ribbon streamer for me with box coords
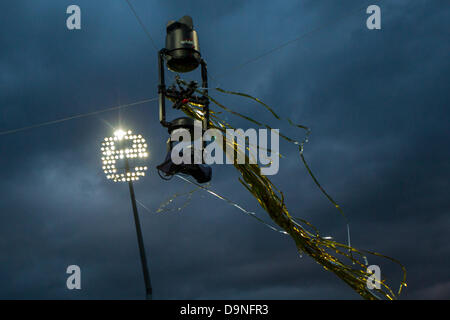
[169,80,406,299]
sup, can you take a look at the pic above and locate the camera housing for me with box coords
[165,16,201,73]
[156,117,212,183]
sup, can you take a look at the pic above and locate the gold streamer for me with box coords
[155,187,200,214]
[172,80,406,299]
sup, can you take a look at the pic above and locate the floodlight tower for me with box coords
[101,129,152,300]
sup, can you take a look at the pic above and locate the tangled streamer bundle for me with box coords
[166,81,406,300]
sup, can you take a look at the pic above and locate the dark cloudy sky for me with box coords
[0,0,449,299]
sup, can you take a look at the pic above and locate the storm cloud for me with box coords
[0,0,448,299]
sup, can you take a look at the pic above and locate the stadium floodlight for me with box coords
[101,129,149,182]
[101,128,153,300]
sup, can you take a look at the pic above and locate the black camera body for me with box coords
[165,16,201,73]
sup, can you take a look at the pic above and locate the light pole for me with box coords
[125,158,152,300]
[101,129,152,300]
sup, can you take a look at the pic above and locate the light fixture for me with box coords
[101,129,149,182]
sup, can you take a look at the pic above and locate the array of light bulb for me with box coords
[101,129,148,182]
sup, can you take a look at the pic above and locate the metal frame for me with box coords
[158,49,210,130]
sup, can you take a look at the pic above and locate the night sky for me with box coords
[0,0,449,299]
